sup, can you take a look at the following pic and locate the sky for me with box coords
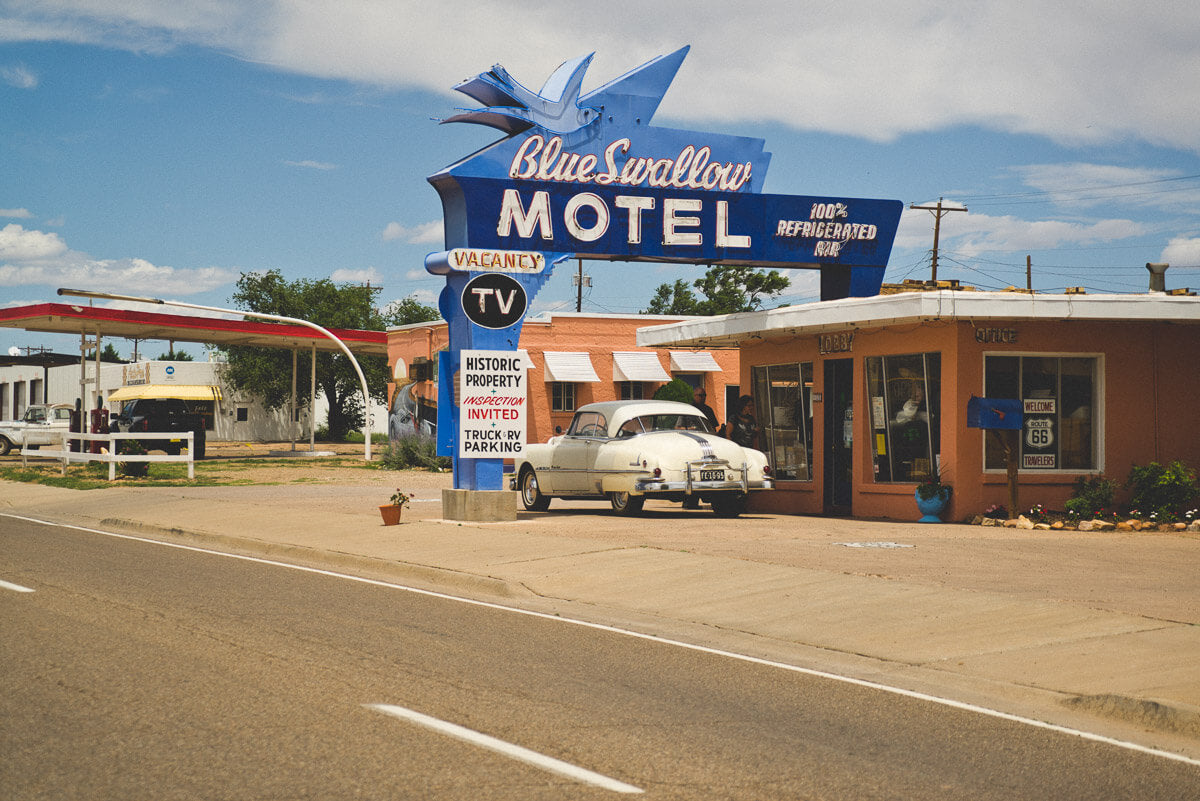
[3,0,1200,359]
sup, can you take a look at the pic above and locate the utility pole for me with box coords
[573,259,590,312]
[909,197,967,281]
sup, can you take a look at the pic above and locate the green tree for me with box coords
[157,349,194,361]
[642,264,790,315]
[219,270,440,440]
[643,279,701,315]
[85,343,124,362]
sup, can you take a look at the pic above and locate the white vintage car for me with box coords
[511,400,772,517]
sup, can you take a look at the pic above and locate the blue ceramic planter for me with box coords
[915,487,951,523]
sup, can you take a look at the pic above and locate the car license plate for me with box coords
[699,469,724,482]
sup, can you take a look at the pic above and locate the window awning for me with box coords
[107,384,223,402]
[542,352,600,382]
[612,351,671,382]
[669,351,722,372]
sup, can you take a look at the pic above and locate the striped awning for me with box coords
[107,384,223,402]
[668,351,722,372]
[612,351,671,382]
[541,352,600,382]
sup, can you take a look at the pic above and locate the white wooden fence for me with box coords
[30,431,195,480]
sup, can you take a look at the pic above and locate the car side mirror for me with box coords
[555,425,562,434]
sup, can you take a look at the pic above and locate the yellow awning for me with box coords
[107,384,223,402]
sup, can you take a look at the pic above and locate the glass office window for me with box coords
[751,362,814,481]
[618,381,644,400]
[984,355,1097,470]
[550,382,576,412]
[866,353,941,482]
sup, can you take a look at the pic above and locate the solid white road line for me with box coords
[0,578,35,593]
[366,703,643,794]
[6,511,1200,769]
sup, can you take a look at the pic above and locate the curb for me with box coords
[94,516,533,601]
[1063,694,1200,738]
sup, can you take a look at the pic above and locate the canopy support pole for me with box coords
[290,348,298,452]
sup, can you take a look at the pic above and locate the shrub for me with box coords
[379,432,450,471]
[983,503,1007,519]
[117,438,149,478]
[1063,474,1116,519]
[1125,461,1199,520]
[652,378,696,405]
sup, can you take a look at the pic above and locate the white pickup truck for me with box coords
[0,403,74,455]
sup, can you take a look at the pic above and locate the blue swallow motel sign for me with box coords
[426,47,903,492]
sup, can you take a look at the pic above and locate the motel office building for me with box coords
[386,312,739,445]
[638,290,1200,521]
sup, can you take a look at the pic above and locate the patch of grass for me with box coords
[2,461,249,489]
[1,451,391,491]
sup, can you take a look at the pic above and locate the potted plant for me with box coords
[915,475,951,523]
[380,489,412,526]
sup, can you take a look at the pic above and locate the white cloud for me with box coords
[283,159,336,170]
[0,224,235,295]
[1,63,37,89]
[1160,237,1200,267]
[330,266,383,283]
[405,288,437,305]
[0,208,34,218]
[0,223,68,260]
[1009,164,1200,212]
[896,207,1146,256]
[6,2,1200,152]
[381,220,442,244]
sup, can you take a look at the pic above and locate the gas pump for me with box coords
[89,405,109,454]
[69,398,82,452]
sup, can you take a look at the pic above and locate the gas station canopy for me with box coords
[0,303,388,355]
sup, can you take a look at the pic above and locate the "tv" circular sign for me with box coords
[461,273,528,329]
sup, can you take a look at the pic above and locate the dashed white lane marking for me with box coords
[366,703,643,794]
[6,511,1200,769]
[0,578,35,593]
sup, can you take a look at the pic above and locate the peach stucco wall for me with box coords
[386,314,740,446]
[740,318,1200,521]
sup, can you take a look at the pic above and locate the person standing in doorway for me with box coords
[728,395,761,450]
[692,385,718,431]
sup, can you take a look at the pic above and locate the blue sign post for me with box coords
[426,47,903,495]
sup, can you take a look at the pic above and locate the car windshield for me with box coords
[619,413,712,436]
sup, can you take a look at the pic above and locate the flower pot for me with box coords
[914,487,950,523]
[379,504,403,526]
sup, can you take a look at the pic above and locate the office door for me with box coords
[824,359,854,514]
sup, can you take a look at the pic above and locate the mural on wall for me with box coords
[425,47,903,491]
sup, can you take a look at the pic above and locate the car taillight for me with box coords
[653,467,662,477]
[140,420,149,432]
[762,465,772,475]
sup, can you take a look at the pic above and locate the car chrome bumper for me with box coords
[634,479,773,494]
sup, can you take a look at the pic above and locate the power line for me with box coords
[956,172,1200,205]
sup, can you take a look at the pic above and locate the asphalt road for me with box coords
[3,518,1197,800]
